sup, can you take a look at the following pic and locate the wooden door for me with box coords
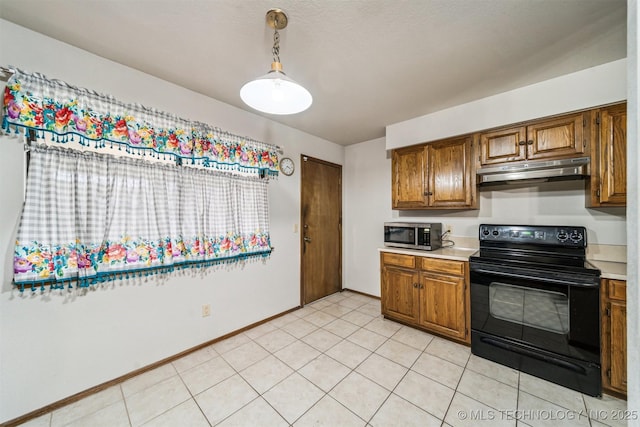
[478,126,527,165]
[301,155,342,304]
[381,266,420,324]
[427,136,475,208]
[598,104,627,205]
[418,272,466,340]
[526,113,586,160]
[392,145,427,209]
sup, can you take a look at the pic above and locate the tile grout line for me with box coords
[205,331,291,426]
[118,384,134,427]
[21,292,623,426]
[265,297,387,425]
[431,339,471,426]
[305,295,457,425]
[174,369,213,427]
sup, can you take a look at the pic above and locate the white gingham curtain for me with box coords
[13,145,271,291]
[3,69,280,177]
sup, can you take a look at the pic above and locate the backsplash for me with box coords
[447,235,626,264]
[586,244,627,263]
[447,236,479,250]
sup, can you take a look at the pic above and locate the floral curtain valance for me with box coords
[2,68,280,176]
[14,145,272,291]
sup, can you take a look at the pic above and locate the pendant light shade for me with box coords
[240,9,312,115]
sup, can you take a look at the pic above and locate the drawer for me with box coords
[607,279,626,302]
[381,253,415,268]
[420,257,465,276]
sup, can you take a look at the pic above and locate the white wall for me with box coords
[0,20,344,423]
[386,59,627,150]
[344,58,628,298]
[625,0,639,423]
[344,139,626,298]
[343,138,390,294]
[1,16,635,424]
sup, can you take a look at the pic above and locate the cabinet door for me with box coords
[601,278,627,395]
[479,126,527,165]
[381,267,420,324]
[418,272,466,340]
[392,145,428,209]
[609,300,627,391]
[598,104,627,205]
[526,113,586,160]
[427,136,476,208]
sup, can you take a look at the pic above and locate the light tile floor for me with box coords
[21,291,628,427]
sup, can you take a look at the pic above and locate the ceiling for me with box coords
[0,0,627,145]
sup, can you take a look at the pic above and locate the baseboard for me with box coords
[342,288,380,300]
[1,306,301,427]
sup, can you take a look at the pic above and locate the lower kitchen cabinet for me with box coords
[601,278,627,396]
[381,252,469,344]
[381,264,419,324]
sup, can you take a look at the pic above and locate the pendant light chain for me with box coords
[272,29,281,64]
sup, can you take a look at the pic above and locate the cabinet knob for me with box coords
[518,141,526,146]
[413,283,418,288]
[527,140,534,145]
[424,191,433,196]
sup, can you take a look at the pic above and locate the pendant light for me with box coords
[240,9,312,115]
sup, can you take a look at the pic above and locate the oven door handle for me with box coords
[471,267,599,288]
[479,336,587,374]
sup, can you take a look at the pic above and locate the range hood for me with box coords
[477,157,590,185]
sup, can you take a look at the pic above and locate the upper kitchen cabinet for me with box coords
[392,136,477,210]
[587,102,627,207]
[392,145,428,209]
[479,112,588,166]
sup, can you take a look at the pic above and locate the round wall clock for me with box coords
[280,157,295,176]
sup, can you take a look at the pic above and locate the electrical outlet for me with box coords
[202,304,211,317]
[445,224,453,234]
[294,223,299,233]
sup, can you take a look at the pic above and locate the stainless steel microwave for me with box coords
[384,222,442,251]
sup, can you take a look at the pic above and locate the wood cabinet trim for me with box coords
[392,135,477,210]
[381,253,416,269]
[420,257,465,276]
[601,278,627,396]
[587,102,627,208]
[381,255,470,344]
[607,279,627,301]
[478,110,589,167]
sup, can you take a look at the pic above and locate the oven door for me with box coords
[470,261,600,363]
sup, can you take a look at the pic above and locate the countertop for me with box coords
[588,260,627,281]
[379,246,628,281]
[379,246,478,262]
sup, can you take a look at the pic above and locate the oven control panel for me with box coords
[479,224,586,247]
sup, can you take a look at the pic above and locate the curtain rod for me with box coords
[1,65,284,154]
[0,66,14,82]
